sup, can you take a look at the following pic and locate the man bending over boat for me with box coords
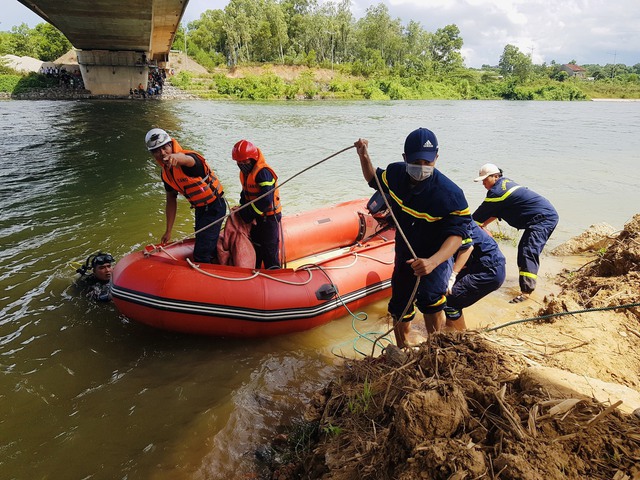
[144,128,227,263]
[231,140,282,269]
[354,128,472,348]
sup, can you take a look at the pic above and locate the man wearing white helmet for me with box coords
[473,163,559,303]
[144,128,226,263]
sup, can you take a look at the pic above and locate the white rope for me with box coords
[145,145,356,256]
[181,249,394,284]
[186,258,261,281]
[353,252,394,265]
[186,258,314,286]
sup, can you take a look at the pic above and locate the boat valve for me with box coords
[316,283,338,300]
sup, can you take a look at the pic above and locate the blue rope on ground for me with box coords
[330,295,394,358]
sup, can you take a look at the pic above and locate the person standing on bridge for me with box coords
[144,128,226,263]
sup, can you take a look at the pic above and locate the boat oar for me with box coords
[145,145,356,256]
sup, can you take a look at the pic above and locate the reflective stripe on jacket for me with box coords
[161,139,223,207]
[239,148,281,217]
[375,162,471,259]
[472,177,558,230]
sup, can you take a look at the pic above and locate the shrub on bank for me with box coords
[579,79,640,99]
[0,72,57,94]
[3,62,638,101]
[0,74,21,93]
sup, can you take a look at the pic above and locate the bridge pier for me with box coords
[76,50,157,96]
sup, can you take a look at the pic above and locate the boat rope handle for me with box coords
[354,253,394,265]
[297,256,359,271]
[251,269,314,286]
[176,250,393,284]
[186,258,259,281]
[293,252,394,271]
[186,258,314,285]
[145,145,356,256]
[146,244,180,260]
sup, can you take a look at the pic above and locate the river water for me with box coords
[1,98,638,479]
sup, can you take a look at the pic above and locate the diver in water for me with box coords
[75,252,115,302]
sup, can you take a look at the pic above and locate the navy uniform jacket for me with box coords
[460,221,505,270]
[473,177,558,229]
[372,162,471,262]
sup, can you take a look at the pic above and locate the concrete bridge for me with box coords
[17,0,189,95]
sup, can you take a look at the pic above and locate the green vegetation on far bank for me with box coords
[0,70,58,95]
[167,65,640,101]
[2,0,639,101]
[2,62,640,100]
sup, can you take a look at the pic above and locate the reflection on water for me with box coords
[0,98,638,479]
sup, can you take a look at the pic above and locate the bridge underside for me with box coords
[17,0,188,95]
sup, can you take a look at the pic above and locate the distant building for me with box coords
[560,64,587,78]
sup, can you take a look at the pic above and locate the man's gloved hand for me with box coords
[447,271,457,295]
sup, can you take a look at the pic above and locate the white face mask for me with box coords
[406,164,434,182]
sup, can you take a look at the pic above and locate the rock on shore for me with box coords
[1,81,197,101]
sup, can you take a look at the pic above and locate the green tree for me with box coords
[355,3,403,68]
[173,24,187,53]
[265,0,289,63]
[8,23,37,58]
[32,23,72,61]
[429,24,463,74]
[0,31,12,55]
[334,0,354,64]
[188,10,227,57]
[499,44,532,82]
[224,0,262,64]
[551,70,569,82]
[280,0,318,60]
[302,4,332,64]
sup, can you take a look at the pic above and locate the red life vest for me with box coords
[239,148,281,216]
[160,139,223,208]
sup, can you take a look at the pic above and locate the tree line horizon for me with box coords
[1,0,638,80]
[2,0,639,100]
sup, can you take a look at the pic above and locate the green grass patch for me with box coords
[0,74,22,93]
[0,72,58,94]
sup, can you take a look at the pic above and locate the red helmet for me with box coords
[232,140,258,162]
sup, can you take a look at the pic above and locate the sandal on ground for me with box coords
[509,294,530,304]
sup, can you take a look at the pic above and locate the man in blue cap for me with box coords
[354,128,472,347]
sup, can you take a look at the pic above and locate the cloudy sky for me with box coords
[4,0,638,68]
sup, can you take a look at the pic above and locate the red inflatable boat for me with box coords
[111,199,395,337]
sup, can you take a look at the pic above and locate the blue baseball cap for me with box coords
[404,127,439,163]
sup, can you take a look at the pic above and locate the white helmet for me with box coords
[145,128,171,151]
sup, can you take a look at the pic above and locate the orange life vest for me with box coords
[160,139,223,207]
[239,148,281,217]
